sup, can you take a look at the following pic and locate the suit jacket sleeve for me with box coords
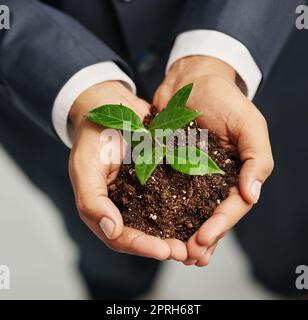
[176,0,302,82]
[0,0,131,138]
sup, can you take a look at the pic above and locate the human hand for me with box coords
[153,56,274,266]
[68,81,188,261]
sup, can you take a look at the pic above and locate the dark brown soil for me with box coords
[109,109,240,241]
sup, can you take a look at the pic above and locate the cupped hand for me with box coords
[68,81,188,261]
[153,56,274,266]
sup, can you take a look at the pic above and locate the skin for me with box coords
[69,81,187,261]
[154,56,274,266]
[68,56,274,265]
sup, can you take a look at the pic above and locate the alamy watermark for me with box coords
[295,5,308,29]
[0,265,10,290]
[295,265,308,290]
[98,124,210,174]
[0,5,10,30]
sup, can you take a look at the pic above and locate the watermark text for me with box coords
[295,5,308,29]
[0,5,10,30]
[0,265,10,290]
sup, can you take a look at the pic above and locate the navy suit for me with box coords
[0,0,307,297]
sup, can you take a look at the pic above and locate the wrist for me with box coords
[167,56,247,94]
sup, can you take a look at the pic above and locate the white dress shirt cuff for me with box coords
[52,61,136,148]
[166,30,262,100]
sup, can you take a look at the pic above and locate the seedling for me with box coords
[86,83,224,185]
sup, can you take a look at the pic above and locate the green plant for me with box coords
[86,83,224,185]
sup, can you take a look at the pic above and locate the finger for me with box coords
[187,232,208,260]
[195,243,217,267]
[197,187,252,247]
[237,111,274,204]
[182,258,198,266]
[165,239,188,261]
[120,230,170,260]
[91,221,171,260]
[76,186,124,240]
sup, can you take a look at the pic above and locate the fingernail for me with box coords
[99,217,115,239]
[250,180,262,203]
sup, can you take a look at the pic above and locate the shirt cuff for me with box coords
[166,30,262,100]
[52,61,136,148]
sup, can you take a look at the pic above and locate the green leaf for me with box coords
[166,146,224,175]
[149,107,201,137]
[149,83,200,138]
[86,104,144,131]
[165,83,193,109]
[135,147,165,185]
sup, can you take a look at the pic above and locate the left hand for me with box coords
[153,56,274,266]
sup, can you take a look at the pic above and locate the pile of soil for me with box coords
[109,109,240,241]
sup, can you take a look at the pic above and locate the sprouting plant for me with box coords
[86,83,224,185]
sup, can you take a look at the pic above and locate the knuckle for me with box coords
[200,233,217,247]
[258,113,268,127]
[268,157,275,172]
[75,194,93,218]
[263,156,275,177]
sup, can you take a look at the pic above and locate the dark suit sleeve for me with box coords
[177,0,302,81]
[0,0,131,137]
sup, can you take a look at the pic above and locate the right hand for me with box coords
[68,81,188,261]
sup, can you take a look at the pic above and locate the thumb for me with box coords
[71,170,124,240]
[84,194,124,240]
[237,115,274,204]
[69,129,125,240]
